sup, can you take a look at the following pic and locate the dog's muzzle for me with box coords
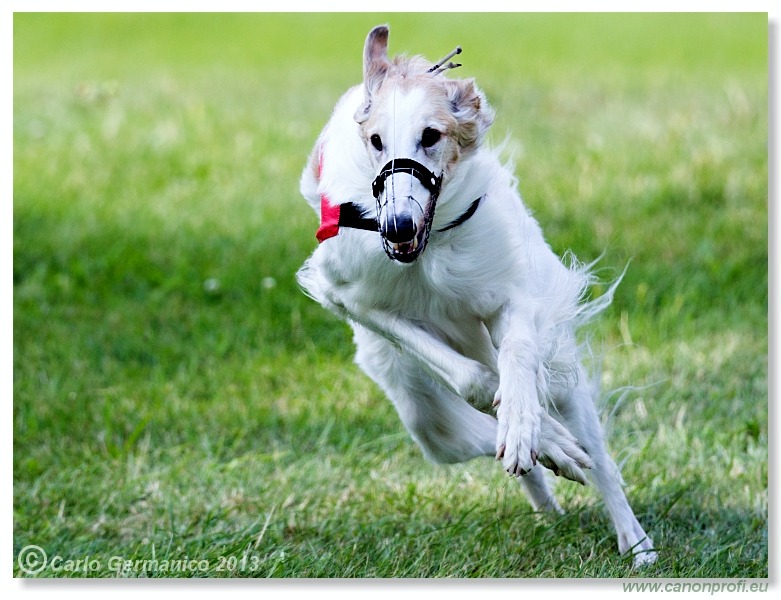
[371,158,443,263]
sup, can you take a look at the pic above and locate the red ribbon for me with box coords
[315,148,341,243]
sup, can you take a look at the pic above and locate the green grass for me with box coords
[13,13,767,578]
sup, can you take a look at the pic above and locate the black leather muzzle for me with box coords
[371,158,443,200]
[371,158,443,263]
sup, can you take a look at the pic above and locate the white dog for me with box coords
[297,25,656,567]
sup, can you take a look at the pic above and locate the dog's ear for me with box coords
[445,78,495,150]
[363,25,390,85]
[355,25,390,124]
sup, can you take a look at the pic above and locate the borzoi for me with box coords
[296,25,656,567]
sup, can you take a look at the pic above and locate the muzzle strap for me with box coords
[317,197,484,242]
[316,196,378,243]
[371,158,443,199]
[316,153,480,245]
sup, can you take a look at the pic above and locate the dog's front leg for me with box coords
[324,291,497,407]
[489,303,592,483]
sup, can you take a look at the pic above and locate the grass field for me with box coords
[13,13,768,578]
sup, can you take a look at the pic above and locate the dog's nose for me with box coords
[381,210,417,243]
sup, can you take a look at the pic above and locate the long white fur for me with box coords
[296,26,656,567]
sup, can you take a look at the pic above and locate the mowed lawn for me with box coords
[13,13,767,578]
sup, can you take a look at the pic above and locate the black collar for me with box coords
[436,196,482,232]
[337,196,483,234]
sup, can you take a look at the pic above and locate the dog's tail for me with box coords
[568,251,629,329]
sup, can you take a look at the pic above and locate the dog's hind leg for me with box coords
[518,468,563,513]
[354,324,497,463]
[551,372,657,567]
[353,325,563,513]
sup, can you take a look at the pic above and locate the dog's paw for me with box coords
[495,402,541,477]
[457,364,499,409]
[535,414,593,485]
[618,520,657,568]
[631,546,658,569]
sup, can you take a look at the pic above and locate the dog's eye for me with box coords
[370,134,383,151]
[421,128,441,148]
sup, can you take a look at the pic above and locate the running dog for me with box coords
[296,25,656,567]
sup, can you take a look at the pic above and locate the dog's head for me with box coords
[355,25,494,262]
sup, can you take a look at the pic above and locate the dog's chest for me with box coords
[324,241,497,323]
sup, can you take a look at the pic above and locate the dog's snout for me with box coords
[381,209,417,243]
[376,173,431,261]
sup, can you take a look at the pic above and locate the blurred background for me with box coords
[13,13,767,577]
